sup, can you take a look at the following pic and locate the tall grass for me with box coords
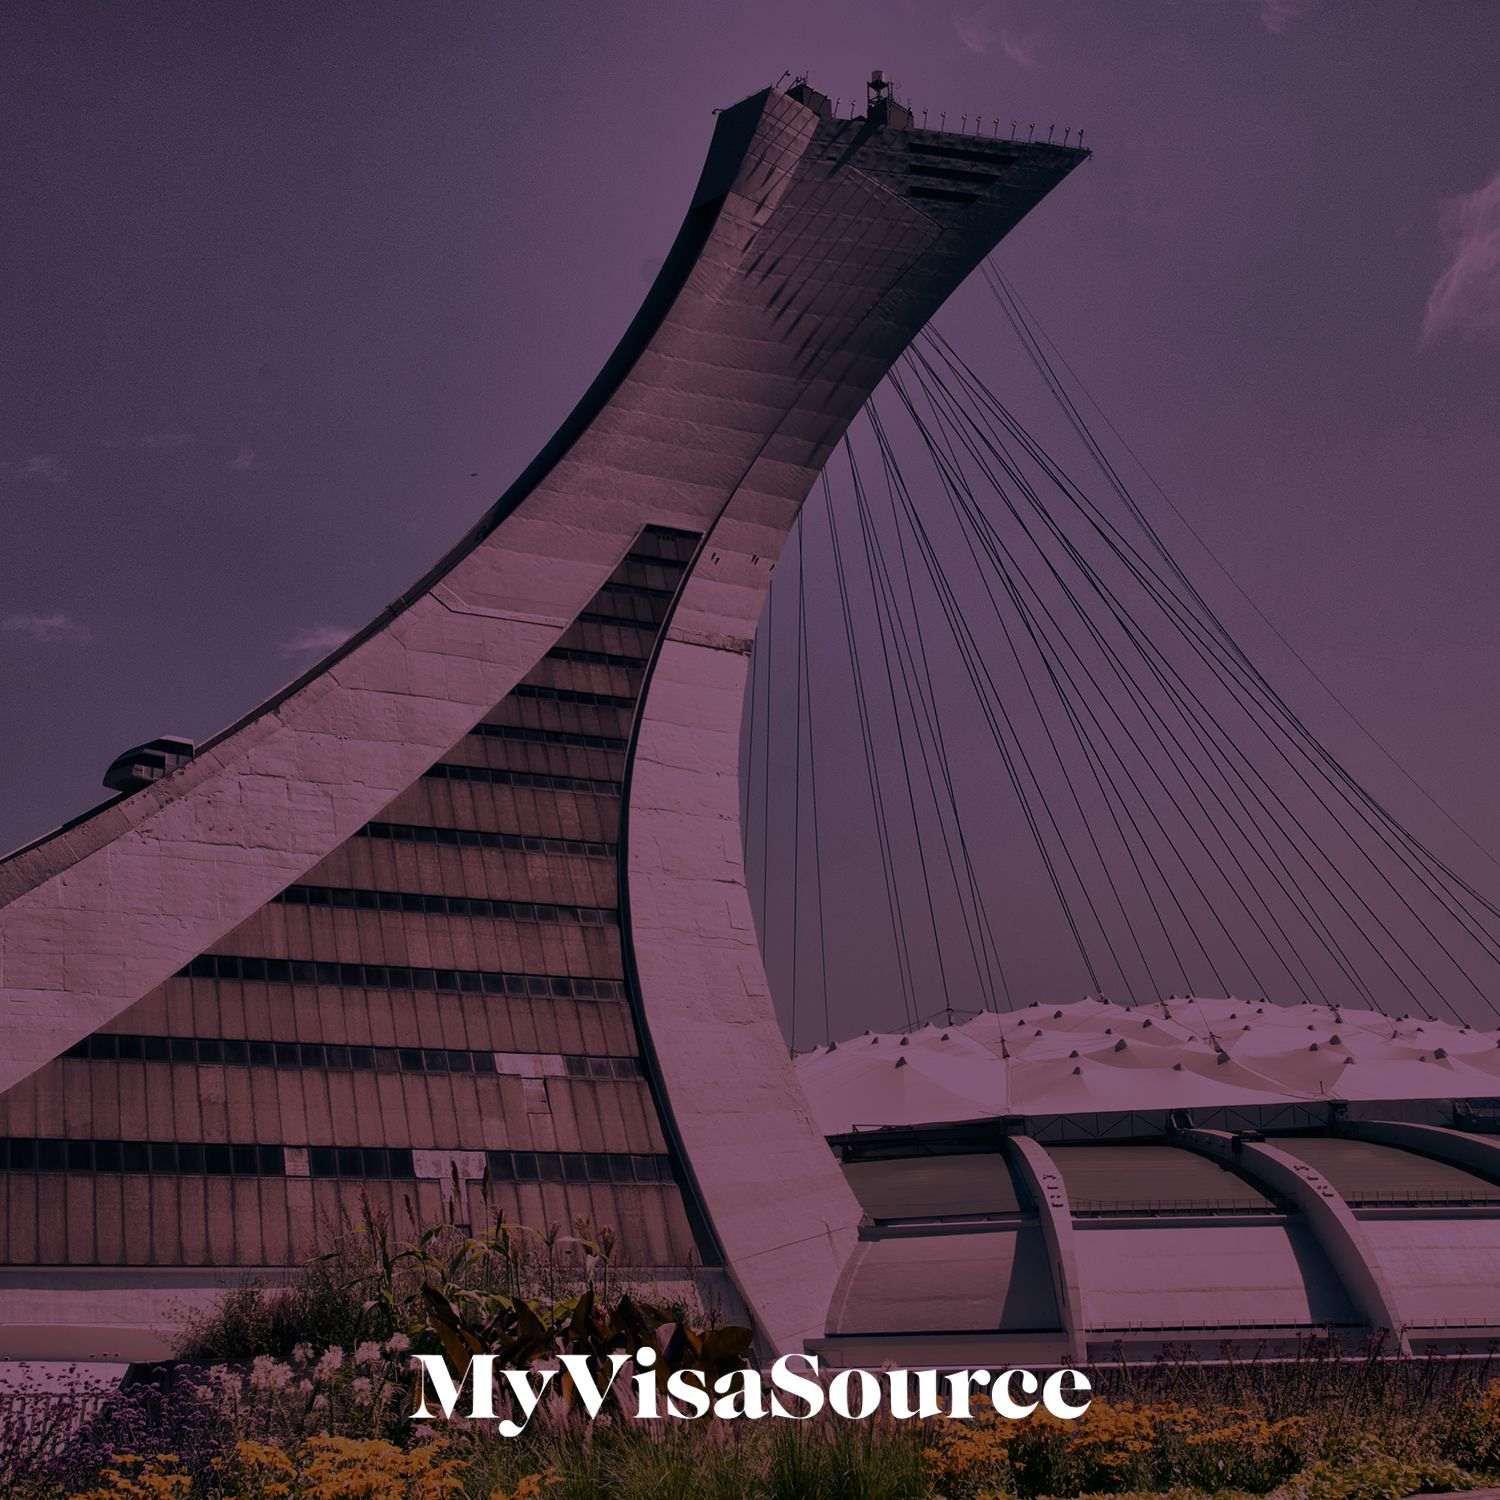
[174,1192,707,1364]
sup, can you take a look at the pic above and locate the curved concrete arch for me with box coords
[1004,1135,1088,1363]
[618,96,1087,1347]
[1177,1128,1411,1352]
[1339,1118,1500,1180]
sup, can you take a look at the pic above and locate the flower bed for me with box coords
[9,1201,1500,1499]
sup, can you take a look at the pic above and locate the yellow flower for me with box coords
[489,1473,562,1500]
[234,1439,297,1475]
[228,1437,297,1497]
[68,1452,192,1500]
[295,1434,467,1500]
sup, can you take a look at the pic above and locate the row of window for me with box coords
[510,684,637,711]
[907,184,979,205]
[359,821,615,859]
[1,1137,288,1177]
[468,722,628,753]
[174,954,626,1001]
[544,645,646,670]
[905,161,996,186]
[309,1146,417,1179]
[599,578,674,602]
[59,1031,502,1073]
[424,762,621,797]
[60,1030,645,1082]
[623,551,689,572]
[578,610,660,632]
[904,138,1019,168]
[273,884,617,926]
[0,1137,676,1187]
[487,1150,675,1185]
[560,1053,643,1081]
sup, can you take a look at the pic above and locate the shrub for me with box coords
[929,1399,1309,1498]
[448,1411,928,1500]
[1438,1377,1500,1475]
[174,1262,368,1365]
[226,1434,468,1500]
[1280,1451,1481,1500]
[174,1192,729,1377]
[4,1379,232,1499]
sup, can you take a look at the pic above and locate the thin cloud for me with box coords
[1001,29,1042,69]
[1424,164,1500,344]
[230,446,259,471]
[280,624,353,657]
[1,454,69,486]
[954,10,1041,67]
[953,10,994,53]
[3,612,93,644]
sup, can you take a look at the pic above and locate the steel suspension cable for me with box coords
[868,400,1156,1001]
[796,522,834,1040]
[845,436,963,1022]
[933,307,1500,960]
[910,342,1446,1014]
[860,409,1010,1014]
[789,521,807,1052]
[916,333,1495,1018]
[989,262,1500,890]
[899,358,1379,1007]
[843,433,1110,995]
[901,357,1302,999]
[946,312,1500,978]
[866,406,1014,1011]
[822,470,922,1030]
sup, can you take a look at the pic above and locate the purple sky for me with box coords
[4,1,1499,1041]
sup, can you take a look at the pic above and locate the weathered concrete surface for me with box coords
[627,636,854,1353]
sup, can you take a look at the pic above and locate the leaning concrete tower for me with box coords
[0,76,1085,1361]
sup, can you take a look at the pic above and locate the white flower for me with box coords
[291,1342,313,1365]
[351,1376,373,1401]
[204,1365,244,1411]
[354,1340,383,1367]
[384,1332,411,1354]
[313,1347,345,1381]
[298,1379,313,1396]
[312,1394,329,1412]
[249,1355,292,1392]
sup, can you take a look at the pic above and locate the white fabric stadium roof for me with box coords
[796,997,1500,1136]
